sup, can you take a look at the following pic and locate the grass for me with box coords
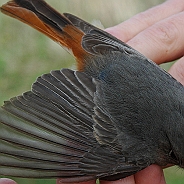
[0,0,183,184]
[164,166,184,184]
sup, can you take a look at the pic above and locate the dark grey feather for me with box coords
[0,69,146,181]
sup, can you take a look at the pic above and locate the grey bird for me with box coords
[0,0,184,182]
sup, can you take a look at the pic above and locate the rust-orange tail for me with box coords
[0,0,89,71]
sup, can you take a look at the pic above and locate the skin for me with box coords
[1,0,184,183]
[0,179,17,184]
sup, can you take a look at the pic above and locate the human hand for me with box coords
[106,0,184,85]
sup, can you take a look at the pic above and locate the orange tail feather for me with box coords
[0,0,88,71]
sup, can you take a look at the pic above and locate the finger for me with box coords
[0,178,17,184]
[56,179,96,184]
[100,175,135,184]
[106,0,184,42]
[134,165,166,184]
[127,11,184,64]
[168,57,184,85]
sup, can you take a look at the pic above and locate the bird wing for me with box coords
[0,69,144,182]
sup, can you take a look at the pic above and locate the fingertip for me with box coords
[0,178,17,184]
[100,175,134,184]
[105,27,124,41]
[105,24,131,43]
[134,165,166,184]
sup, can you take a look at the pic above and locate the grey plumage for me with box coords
[0,0,184,182]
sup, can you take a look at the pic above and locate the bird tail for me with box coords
[0,0,88,70]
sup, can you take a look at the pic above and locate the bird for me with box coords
[0,0,184,182]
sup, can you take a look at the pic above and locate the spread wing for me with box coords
[0,69,146,182]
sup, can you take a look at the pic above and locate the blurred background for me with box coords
[0,0,183,183]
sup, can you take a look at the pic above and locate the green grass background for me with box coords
[0,0,183,183]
